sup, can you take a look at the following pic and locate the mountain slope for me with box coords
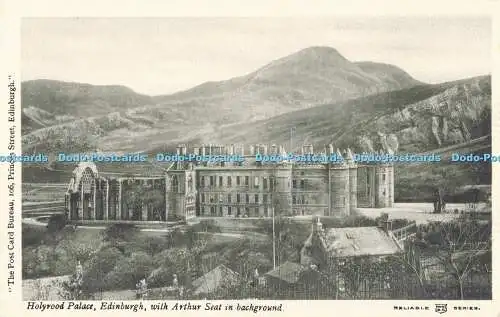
[21,79,154,134]
[213,75,490,153]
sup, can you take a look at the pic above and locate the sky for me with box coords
[21,17,491,96]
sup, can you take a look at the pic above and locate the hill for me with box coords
[22,46,421,152]
[153,46,421,123]
[21,79,154,134]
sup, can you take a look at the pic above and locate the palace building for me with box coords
[64,144,394,222]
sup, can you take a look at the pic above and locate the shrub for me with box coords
[47,214,67,233]
[102,223,139,242]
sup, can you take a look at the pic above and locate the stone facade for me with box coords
[65,144,394,222]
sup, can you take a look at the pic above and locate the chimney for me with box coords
[271,144,278,155]
[302,144,313,154]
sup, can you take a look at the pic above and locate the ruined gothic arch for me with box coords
[73,162,99,191]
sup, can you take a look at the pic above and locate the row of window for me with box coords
[199,175,275,189]
[199,175,311,189]
[199,193,310,205]
[200,205,270,217]
[201,193,271,204]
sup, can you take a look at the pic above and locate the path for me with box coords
[22,217,260,240]
[356,202,486,224]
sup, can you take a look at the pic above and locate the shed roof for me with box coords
[192,264,240,295]
[322,227,402,257]
[264,261,307,284]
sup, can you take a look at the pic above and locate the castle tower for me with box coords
[346,148,358,210]
[374,162,394,208]
[329,149,350,216]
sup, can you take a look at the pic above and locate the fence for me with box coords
[189,270,491,300]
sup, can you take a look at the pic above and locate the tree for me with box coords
[143,188,166,221]
[336,256,372,299]
[122,178,165,221]
[427,218,491,299]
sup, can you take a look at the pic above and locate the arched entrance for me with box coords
[67,162,99,221]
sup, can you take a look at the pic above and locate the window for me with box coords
[201,206,205,215]
[263,178,268,189]
[201,176,205,187]
[219,206,223,216]
[227,194,232,203]
[383,190,386,196]
[292,195,296,204]
[236,176,241,186]
[382,174,386,181]
[254,207,259,216]
[201,193,205,203]
[211,206,216,215]
[237,194,241,203]
[210,176,215,186]
[255,194,259,203]
[237,207,241,216]
[219,176,223,187]
[302,195,306,204]
[264,206,268,217]
[292,180,297,189]
[263,194,268,203]
[228,206,232,215]
[245,176,249,186]
[246,194,250,203]
[254,177,259,188]
[227,176,232,186]
[300,180,305,189]
[172,176,178,192]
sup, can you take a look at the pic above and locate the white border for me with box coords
[1,1,498,316]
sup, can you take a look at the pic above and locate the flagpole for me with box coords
[271,175,276,270]
[272,203,276,270]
